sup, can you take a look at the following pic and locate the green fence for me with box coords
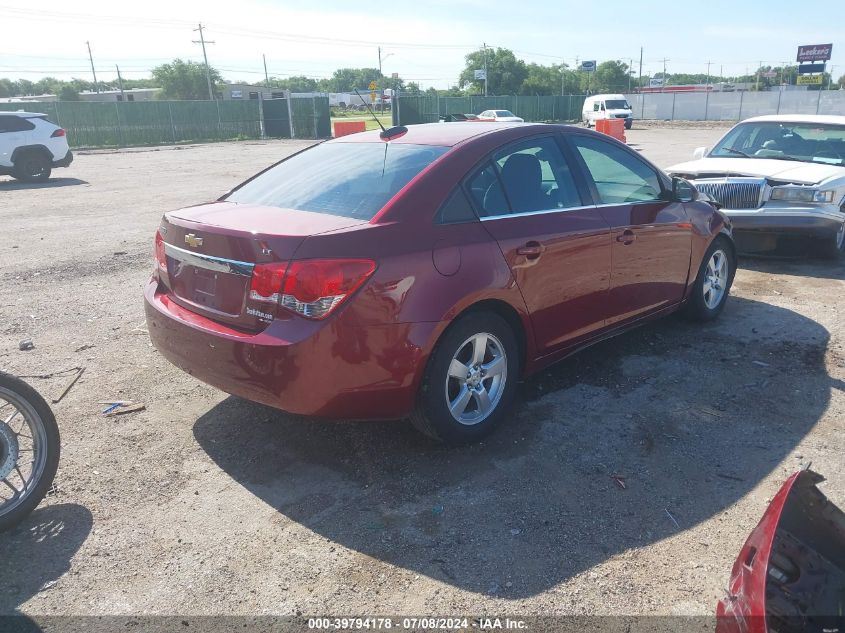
[0,97,331,148]
[394,94,588,126]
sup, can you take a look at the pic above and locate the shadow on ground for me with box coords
[739,254,845,282]
[0,503,92,615]
[0,178,88,190]
[193,293,831,598]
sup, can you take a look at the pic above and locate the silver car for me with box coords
[668,115,845,255]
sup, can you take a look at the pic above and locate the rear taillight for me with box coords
[249,263,288,304]
[50,128,66,138]
[249,259,375,320]
[154,230,167,272]
[280,259,376,319]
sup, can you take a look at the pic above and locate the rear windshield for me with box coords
[225,142,449,220]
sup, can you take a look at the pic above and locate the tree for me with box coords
[459,47,527,95]
[519,63,577,96]
[0,78,14,97]
[152,59,222,100]
[838,74,845,89]
[266,75,318,92]
[58,85,80,101]
[403,82,422,96]
[585,60,632,93]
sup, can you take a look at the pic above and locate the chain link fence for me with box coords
[0,97,332,148]
[394,94,587,125]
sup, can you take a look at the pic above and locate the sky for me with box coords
[0,0,842,89]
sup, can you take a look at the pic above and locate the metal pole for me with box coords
[738,90,744,121]
[192,24,215,101]
[263,54,269,86]
[671,92,676,121]
[86,41,99,93]
[638,47,643,91]
[115,101,123,147]
[483,42,488,97]
[286,89,295,139]
[168,101,176,143]
[115,64,125,99]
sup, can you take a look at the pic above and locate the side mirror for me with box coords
[672,177,698,203]
[693,146,708,160]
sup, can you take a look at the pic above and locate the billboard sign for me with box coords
[579,60,596,72]
[796,44,832,62]
[797,74,823,85]
[474,69,487,80]
[797,63,826,74]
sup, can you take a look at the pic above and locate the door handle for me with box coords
[616,230,636,245]
[516,242,545,260]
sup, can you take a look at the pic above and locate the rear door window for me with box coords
[467,162,509,218]
[0,116,35,133]
[226,142,448,220]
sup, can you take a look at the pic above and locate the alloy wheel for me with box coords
[703,249,729,310]
[444,332,508,426]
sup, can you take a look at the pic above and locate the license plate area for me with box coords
[164,243,253,318]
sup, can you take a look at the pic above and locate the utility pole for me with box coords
[659,57,669,91]
[628,58,633,92]
[263,54,269,86]
[561,63,565,96]
[483,42,489,96]
[638,47,643,91]
[86,41,99,93]
[755,60,762,91]
[192,23,215,100]
[706,60,712,87]
[115,64,125,98]
[378,46,383,75]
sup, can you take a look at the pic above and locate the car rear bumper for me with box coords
[53,150,73,168]
[722,208,843,237]
[144,278,436,419]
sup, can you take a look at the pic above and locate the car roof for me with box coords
[741,114,845,125]
[331,121,547,147]
[0,111,46,118]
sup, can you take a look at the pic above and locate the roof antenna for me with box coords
[354,88,408,141]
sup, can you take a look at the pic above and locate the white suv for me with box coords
[0,111,73,182]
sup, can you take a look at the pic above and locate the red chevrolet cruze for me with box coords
[145,122,735,443]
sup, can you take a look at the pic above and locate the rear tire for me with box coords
[410,312,519,444]
[683,236,735,322]
[624,119,633,130]
[13,152,52,183]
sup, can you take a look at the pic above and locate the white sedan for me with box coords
[477,109,524,123]
[668,114,845,256]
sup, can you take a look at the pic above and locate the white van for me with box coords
[582,94,633,129]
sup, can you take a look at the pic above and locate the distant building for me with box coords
[78,88,161,102]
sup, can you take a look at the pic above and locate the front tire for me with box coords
[13,152,52,183]
[683,237,735,321]
[410,312,519,444]
[624,119,633,130]
[0,373,61,532]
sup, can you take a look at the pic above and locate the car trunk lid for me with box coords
[158,201,367,330]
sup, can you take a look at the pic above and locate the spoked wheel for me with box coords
[411,312,519,444]
[0,373,60,532]
[821,221,845,259]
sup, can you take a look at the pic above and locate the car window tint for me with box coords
[467,162,509,218]
[437,187,477,224]
[571,135,663,203]
[0,116,34,133]
[226,142,448,220]
[492,137,582,214]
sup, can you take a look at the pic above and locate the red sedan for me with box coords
[145,122,736,443]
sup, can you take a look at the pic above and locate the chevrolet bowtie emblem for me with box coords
[184,233,203,248]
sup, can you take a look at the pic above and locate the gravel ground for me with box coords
[1,125,843,619]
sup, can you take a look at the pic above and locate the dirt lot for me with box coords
[1,126,843,619]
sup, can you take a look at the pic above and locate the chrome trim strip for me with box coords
[479,200,664,221]
[164,243,255,276]
[480,204,596,221]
